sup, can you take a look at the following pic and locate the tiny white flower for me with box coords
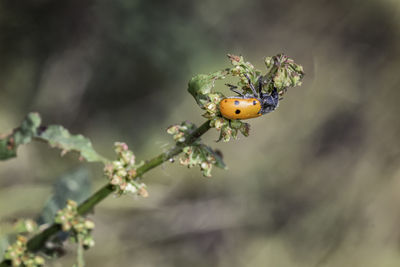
[125,183,138,194]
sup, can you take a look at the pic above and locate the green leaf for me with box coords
[0,112,108,164]
[0,112,41,160]
[37,125,108,163]
[188,70,227,108]
[38,168,91,225]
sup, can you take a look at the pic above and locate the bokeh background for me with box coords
[1,0,400,266]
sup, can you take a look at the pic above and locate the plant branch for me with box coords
[0,120,211,266]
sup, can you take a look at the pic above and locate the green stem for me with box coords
[77,236,85,267]
[0,120,211,266]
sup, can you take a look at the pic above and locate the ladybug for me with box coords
[219,75,279,120]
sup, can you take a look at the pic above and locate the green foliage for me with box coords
[37,126,107,163]
[38,168,92,225]
[210,118,250,142]
[0,220,39,263]
[0,113,41,160]
[180,144,226,177]
[167,121,200,144]
[264,54,305,92]
[227,54,262,91]
[3,236,45,267]
[187,54,305,143]
[0,53,305,267]
[188,54,305,111]
[0,113,107,163]
[53,199,95,267]
[167,121,226,177]
[54,200,95,249]
[103,142,148,197]
[11,220,38,236]
[188,71,228,109]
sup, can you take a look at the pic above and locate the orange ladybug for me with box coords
[219,75,279,120]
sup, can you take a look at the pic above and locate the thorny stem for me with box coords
[0,120,212,266]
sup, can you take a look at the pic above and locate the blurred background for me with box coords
[1,0,400,266]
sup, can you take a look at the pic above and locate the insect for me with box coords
[219,74,279,120]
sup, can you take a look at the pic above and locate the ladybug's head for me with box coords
[260,88,279,114]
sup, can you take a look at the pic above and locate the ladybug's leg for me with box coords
[244,74,258,96]
[226,83,244,96]
[257,76,263,97]
[270,88,279,107]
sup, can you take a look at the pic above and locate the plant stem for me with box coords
[0,120,211,266]
[77,236,85,267]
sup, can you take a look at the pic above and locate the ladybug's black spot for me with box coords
[235,109,241,114]
[225,100,228,103]
[253,100,257,105]
[234,100,240,105]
